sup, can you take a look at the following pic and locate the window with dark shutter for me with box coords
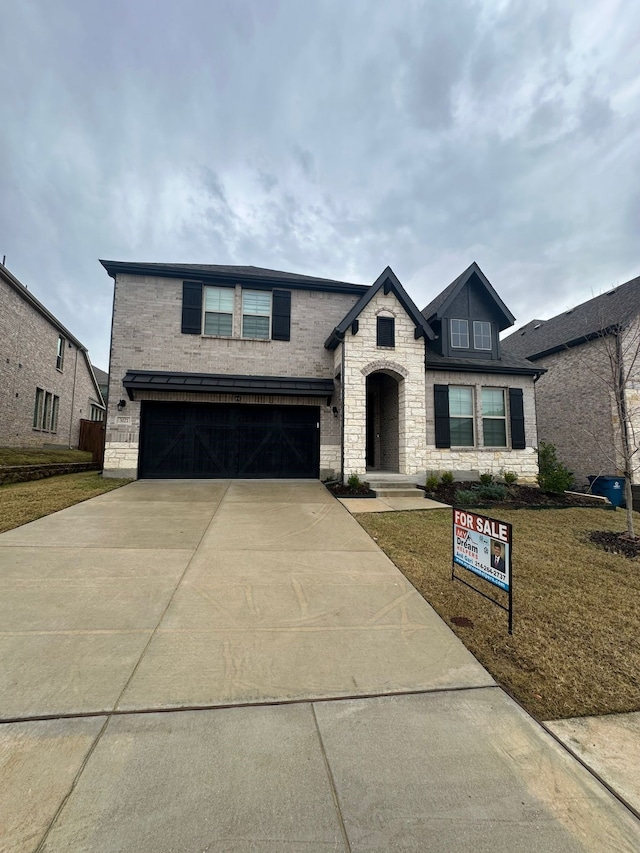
[182,281,203,334]
[271,289,291,341]
[377,316,395,347]
[434,385,451,448]
[509,387,526,449]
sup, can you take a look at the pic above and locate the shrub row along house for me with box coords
[100,260,543,482]
[0,262,105,449]
[503,273,640,489]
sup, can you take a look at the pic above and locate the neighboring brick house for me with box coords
[0,263,105,448]
[100,259,542,481]
[502,274,640,488]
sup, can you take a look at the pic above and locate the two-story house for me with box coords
[0,262,105,449]
[503,274,640,488]
[100,259,542,482]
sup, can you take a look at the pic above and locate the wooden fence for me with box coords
[78,419,105,466]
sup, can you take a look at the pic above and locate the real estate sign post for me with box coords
[452,508,513,634]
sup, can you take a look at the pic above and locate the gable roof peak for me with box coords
[421,262,515,331]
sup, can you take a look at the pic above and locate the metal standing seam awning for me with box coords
[122,370,335,401]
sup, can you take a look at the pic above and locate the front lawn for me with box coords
[357,506,640,720]
[0,447,92,466]
[0,472,132,533]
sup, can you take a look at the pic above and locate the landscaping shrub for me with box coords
[347,473,362,489]
[455,489,477,505]
[501,470,518,486]
[425,473,439,492]
[479,472,494,485]
[476,483,507,500]
[537,441,574,493]
[440,471,454,485]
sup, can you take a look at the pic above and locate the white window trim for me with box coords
[56,336,65,371]
[449,385,475,447]
[242,290,272,340]
[203,286,235,337]
[481,387,508,447]
[450,319,469,349]
[473,321,492,351]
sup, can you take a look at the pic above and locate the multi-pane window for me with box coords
[90,404,104,421]
[482,388,507,446]
[473,321,492,351]
[242,290,271,339]
[33,388,59,431]
[56,336,65,370]
[450,319,469,348]
[449,386,474,446]
[204,287,234,336]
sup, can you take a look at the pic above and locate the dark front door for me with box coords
[139,402,320,479]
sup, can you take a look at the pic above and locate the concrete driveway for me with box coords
[1,479,639,852]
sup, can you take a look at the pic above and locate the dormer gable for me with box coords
[422,262,515,360]
[324,266,435,351]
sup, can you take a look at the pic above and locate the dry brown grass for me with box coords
[358,507,640,720]
[0,447,92,466]
[0,472,132,533]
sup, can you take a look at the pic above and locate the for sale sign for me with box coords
[453,509,512,592]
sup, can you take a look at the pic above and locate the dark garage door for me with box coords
[139,402,320,479]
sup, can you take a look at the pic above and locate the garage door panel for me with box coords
[139,403,319,479]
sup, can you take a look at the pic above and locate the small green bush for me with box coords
[476,483,507,500]
[347,473,362,489]
[440,471,454,485]
[479,472,494,486]
[501,470,518,486]
[455,489,477,506]
[425,474,439,492]
[537,442,574,493]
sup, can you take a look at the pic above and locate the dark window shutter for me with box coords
[182,281,202,334]
[509,387,526,449]
[271,289,291,341]
[377,316,395,347]
[434,384,450,448]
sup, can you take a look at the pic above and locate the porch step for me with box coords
[372,487,421,499]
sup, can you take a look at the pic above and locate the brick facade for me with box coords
[0,268,104,448]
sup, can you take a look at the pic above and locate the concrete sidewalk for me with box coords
[1,479,638,851]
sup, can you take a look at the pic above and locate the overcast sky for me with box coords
[1,0,639,370]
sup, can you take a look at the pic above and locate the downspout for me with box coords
[68,345,79,447]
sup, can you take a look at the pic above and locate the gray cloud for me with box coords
[1,0,639,368]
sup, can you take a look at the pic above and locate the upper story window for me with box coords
[376,316,395,348]
[204,287,234,336]
[450,319,469,348]
[56,336,65,370]
[473,321,492,351]
[242,290,271,339]
[482,387,507,446]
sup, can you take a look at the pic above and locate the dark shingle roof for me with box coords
[502,274,640,360]
[100,260,367,294]
[425,350,543,376]
[92,366,108,385]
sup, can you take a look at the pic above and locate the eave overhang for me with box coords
[122,370,335,400]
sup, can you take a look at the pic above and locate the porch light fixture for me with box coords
[117,399,127,411]
[332,406,339,418]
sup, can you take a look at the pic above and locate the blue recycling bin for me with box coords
[588,476,626,508]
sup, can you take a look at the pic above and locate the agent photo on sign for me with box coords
[490,540,506,575]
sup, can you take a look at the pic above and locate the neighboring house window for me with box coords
[33,388,44,429]
[482,388,507,447]
[449,387,474,446]
[90,405,104,421]
[450,319,469,348]
[203,286,234,336]
[33,388,59,431]
[242,290,271,339]
[473,321,492,351]
[56,336,65,370]
[376,316,395,347]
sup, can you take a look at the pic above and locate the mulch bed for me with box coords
[588,530,640,558]
[326,483,377,498]
[423,481,608,509]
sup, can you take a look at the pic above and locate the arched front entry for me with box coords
[366,371,401,472]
